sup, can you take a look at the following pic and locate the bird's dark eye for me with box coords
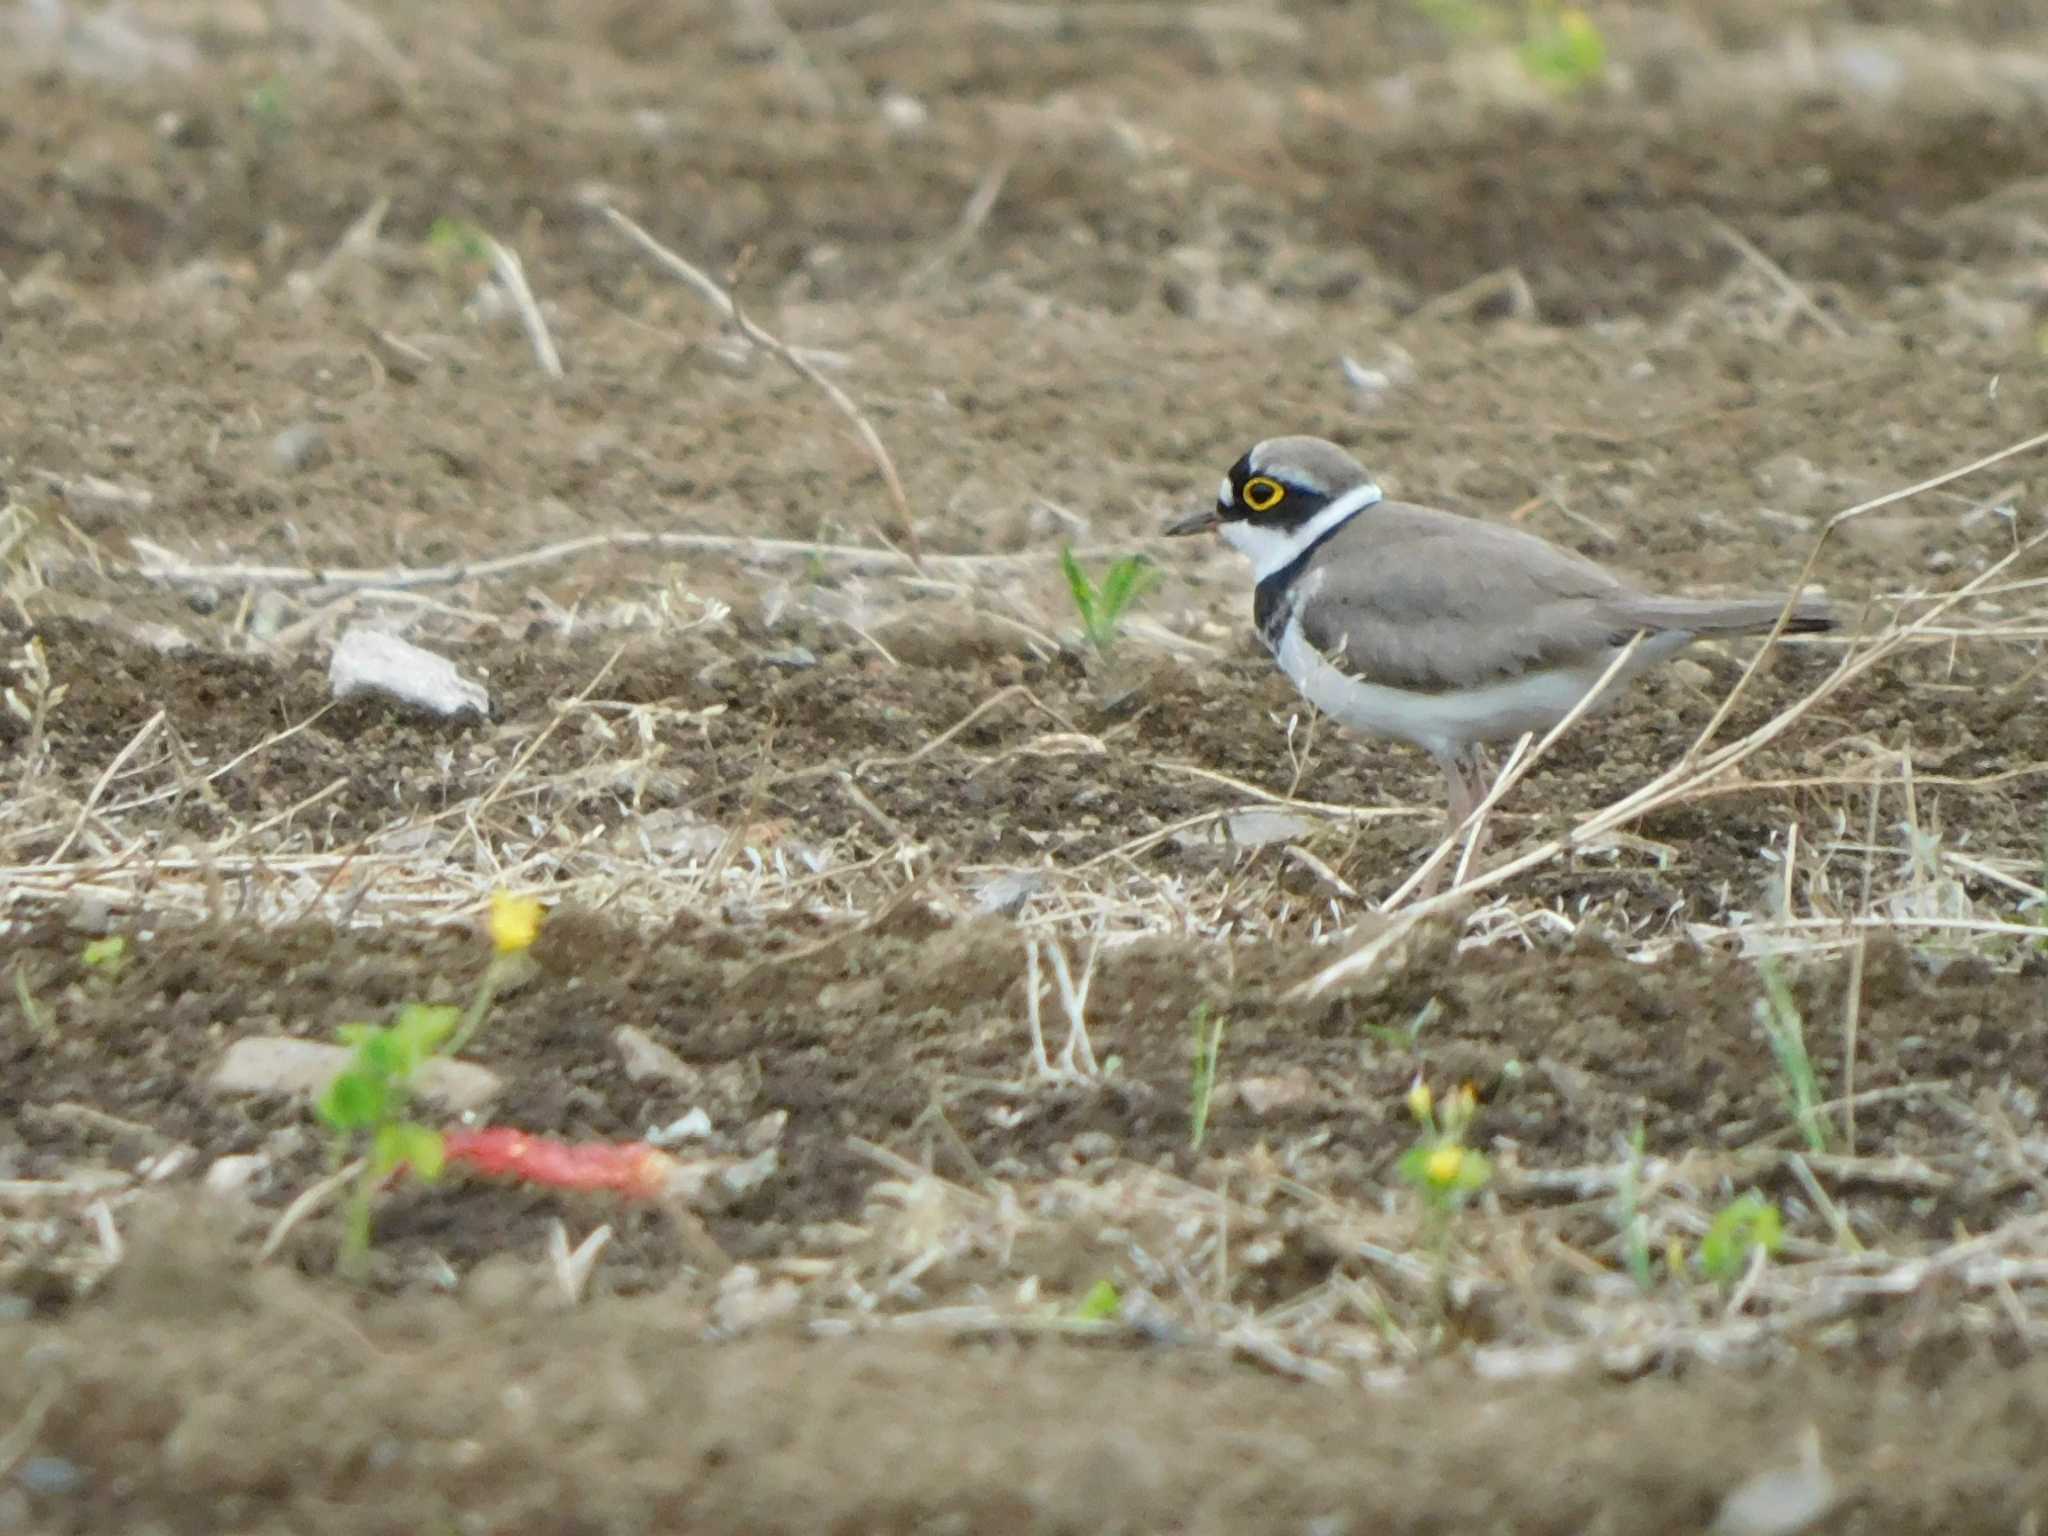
[1241,476,1286,512]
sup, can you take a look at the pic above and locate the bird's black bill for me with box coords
[1163,507,1223,537]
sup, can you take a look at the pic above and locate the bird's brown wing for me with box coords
[1284,502,1642,694]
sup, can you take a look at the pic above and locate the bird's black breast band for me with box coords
[1252,517,1354,651]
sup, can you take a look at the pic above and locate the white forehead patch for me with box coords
[1218,474,1233,507]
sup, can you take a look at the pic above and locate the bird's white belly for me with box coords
[1274,615,1686,762]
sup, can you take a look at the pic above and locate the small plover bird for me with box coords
[1165,436,1834,828]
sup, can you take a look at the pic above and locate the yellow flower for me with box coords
[1406,1078,1433,1124]
[488,891,544,955]
[1447,1083,1479,1125]
[1424,1144,1466,1190]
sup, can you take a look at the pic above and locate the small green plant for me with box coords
[1412,0,1606,95]
[1518,2,1606,93]
[1187,1005,1227,1152]
[11,962,53,1040]
[317,1003,459,1282]
[1757,958,1832,1153]
[1697,1192,1784,1289]
[425,216,492,274]
[314,892,545,1279]
[1611,1123,1654,1291]
[244,77,292,139]
[1060,548,1160,660]
[1074,1278,1122,1322]
[1365,995,1441,1054]
[80,936,128,982]
[1397,1079,1492,1284]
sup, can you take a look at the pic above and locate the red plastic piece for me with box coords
[441,1127,675,1200]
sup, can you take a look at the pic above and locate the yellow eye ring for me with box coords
[1241,476,1286,513]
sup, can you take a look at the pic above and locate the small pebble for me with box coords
[269,422,331,475]
[878,91,928,133]
[16,1458,84,1497]
[329,626,491,719]
[1070,1131,1120,1162]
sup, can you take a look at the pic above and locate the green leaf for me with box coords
[1520,5,1606,93]
[1698,1192,1783,1285]
[318,1070,384,1132]
[362,1029,406,1078]
[426,216,490,263]
[372,1120,427,1179]
[1100,555,1160,618]
[392,1003,460,1069]
[396,1124,447,1181]
[1059,546,1098,632]
[80,936,127,973]
[1450,1148,1492,1195]
[397,1002,461,1049]
[1074,1279,1121,1321]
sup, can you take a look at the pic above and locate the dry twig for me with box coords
[602,205,921,567]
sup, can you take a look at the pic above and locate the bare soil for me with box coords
[4,1,2048,1531]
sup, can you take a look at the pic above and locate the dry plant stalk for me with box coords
[483,235,564,379]
[601,204,923,568]
[120,528,1123,594]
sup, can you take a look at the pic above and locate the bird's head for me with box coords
[1164,437,1384,579]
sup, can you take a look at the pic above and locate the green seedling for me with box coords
[1757,958,1832,1153]
[425,216,492,274]
[317,1003,459,1281]
[1697,1192,1784,1289]
[1411,0,1606,94]
[245,78,292,140]
[1074,1278,1122,1322]
[1365,995,1441,1054]
[11,962,53,1040]
[80,936,127,982]
[288,894,542,1280]
[1611,1123,1654,1292]
[1519,2,1606,93]
[1060,547,1160,660]
[1188,1005,1227,1153]
[1412,0,1492,38]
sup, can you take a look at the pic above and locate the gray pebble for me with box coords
[16,1458,84,1496]
[269,423,331,475]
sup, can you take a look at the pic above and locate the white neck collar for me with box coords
[1220,481,1383,582]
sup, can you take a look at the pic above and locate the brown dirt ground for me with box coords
[4,1,2048,1531]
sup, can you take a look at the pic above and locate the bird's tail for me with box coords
[1611,593,1835,636]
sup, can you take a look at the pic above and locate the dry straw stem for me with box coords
[1297,426,2048,1001]
[1700,208,1849,341]
[600,204,922,568]
[820,3,1303,46]
[482,235,564,380]
[901,156,1014,292]
[42,707,164,865]
[122,530,1129,595]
